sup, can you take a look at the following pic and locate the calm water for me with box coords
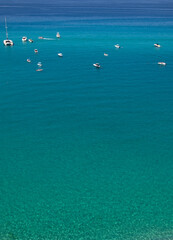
[0,2,173,240]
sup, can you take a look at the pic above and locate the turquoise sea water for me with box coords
[0,6,173,240]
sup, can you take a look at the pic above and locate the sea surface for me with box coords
[0,1,173,240]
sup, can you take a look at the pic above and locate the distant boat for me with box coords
[56,32,61,38]
[22,36,27,42]
[36,69,43,72]
[104,53,108,56]
[154,43,161,48]
[93,63,101,68]
[58,53,63,57]
[38,36,44,39]
[37,62,42,67]
[27,59,31,63]
[29,39,34,43]
[158,62,166,66]
[34,49,38,53]
[115,44,120,48]
[3,17,14,46]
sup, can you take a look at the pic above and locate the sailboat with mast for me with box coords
[3,17,14,46]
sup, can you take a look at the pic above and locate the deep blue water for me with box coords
[0,2,173,240]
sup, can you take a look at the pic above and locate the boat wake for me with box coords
[43,38,55,40]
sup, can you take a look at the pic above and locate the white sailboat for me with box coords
[3,17,14,46]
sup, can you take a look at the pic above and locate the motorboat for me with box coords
[58,53,63,57]
[3,17,14,46]
[93,63,101,68]
[158,62,166,66]
[22,36,27,42]
[154,43,161,48]
[29,39,34,43]
[34,49,38,53]
[27,59,31,63]
[56,32,60,38]
[37,62,42,67]
[36,69,43,71]
[104,53,108,56]
[38,36,44,39]
[115,44,120,48]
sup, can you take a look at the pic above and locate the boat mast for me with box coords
[5,17,8,40]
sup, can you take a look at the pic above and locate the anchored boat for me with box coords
[158,62,166,66]
[115,44,120,48]
[58,53,63,57]
[154,43,161,48]
[56,32,61,38]
[3,17,14,46]
[29,39,34,43]
[37,62,42,67]
[93,63,101,68]
[22,36,27,42]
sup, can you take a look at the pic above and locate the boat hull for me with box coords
[22,37,27,42]
[3,40,14,46]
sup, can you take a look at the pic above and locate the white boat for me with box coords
[37,62,42,67]
[34,49,38,53]
[3,17,14,46]
[158,62,166,66]
[115,44,120,48]
[4,39,14,46]
[58,53,63,57]
[27,59,31,63]
[22,36,27,42]
[154,43,161,48]
[93,63,101,68]
[104,53,108,56]
[29,39,34,43]
[56,32,60,38]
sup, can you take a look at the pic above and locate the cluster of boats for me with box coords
[22,36,34,43]
[22,32,60,43]
[3,18,167,69]
[3,18,62,72]
[93,42,167,68]
[27,48,43,71]
[36,62,43,71]
[3,17,61,46]
[25,45,63,71]
[27,57,43,71]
